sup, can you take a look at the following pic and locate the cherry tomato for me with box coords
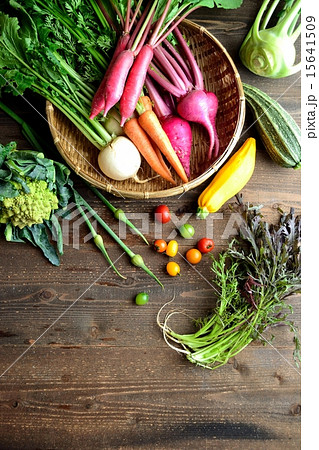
[154,204,171,224]
[166,240,179,257]
[179,223,195,239]
[186,248,202,265]
[166,261,181,276]
[154,239,167,253]
[197,238,215,254]
[135,292,149,305]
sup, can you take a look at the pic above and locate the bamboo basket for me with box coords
[46,20,245,199]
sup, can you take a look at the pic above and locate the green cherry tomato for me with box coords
[179,223,195,239]
[135,292,149,305]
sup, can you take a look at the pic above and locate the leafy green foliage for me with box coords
[161,197,301,370]
[0,141,74,265]
[0,1,114,149]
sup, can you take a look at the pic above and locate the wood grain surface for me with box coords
[0,1,301,449]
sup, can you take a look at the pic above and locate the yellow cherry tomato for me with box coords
[166,261,181,276]
[186,248,202,265]
[166,240,178,257]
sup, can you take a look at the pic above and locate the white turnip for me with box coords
[98,136,141,181]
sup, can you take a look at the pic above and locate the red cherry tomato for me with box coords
[154,204,171,224]
[154,239,167,253]
[197,238,215,254]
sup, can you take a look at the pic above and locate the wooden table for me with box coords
[0,1,301,448]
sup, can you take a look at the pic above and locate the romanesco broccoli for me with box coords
[0,177,59,228]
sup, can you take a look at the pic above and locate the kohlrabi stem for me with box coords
[87,184,149,245]
[275,0,301,36]
[260,0,280,30]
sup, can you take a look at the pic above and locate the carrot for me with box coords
[123,118,176,185]
[139,95,153,112]
[138,110,189,183]
[153,144,172,179]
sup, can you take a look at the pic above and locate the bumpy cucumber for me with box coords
[243,83,301,169]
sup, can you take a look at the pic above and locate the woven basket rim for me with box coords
[46,20,245,199]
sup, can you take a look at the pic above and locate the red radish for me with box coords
[101,49,135,118]
[206,91,220,156]
[119,44,154,126]
[145,75,193,177]
[161,115,192,178]
[89,33,130,120]
[176,89,215,159]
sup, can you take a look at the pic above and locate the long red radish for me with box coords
[138,110,188,183]
[119,44,154,126]
[123,117,176,185]
[89,33,130,119]
[101,49,135,118]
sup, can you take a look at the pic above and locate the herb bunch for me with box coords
[159,197,301,369]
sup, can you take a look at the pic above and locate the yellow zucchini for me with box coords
[197,138,256,219]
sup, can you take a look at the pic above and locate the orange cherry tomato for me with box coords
[166,240,179,257]
[185,248,202,265]
[154,239,167,253]
[166,261,181,276]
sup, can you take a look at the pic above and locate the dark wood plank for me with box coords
[0,0,301,448]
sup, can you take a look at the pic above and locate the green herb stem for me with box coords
[88,184,149,245]
[76,203,125,279]
[77,195,163,288]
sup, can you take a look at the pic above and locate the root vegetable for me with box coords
[98,136,141,181]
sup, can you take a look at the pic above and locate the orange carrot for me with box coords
[153,145,173,180]
[138,110,189,183]
[139,95,153,112]
[123,118,176,185]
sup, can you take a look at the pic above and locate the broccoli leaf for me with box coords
[28,223,60,266]
[0,179,19,198]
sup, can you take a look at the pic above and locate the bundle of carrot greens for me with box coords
[0,0,242,185]
[158,197,301,370]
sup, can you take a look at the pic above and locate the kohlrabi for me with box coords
[239,0,301,78]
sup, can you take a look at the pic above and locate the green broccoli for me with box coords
[0,178,59,228]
